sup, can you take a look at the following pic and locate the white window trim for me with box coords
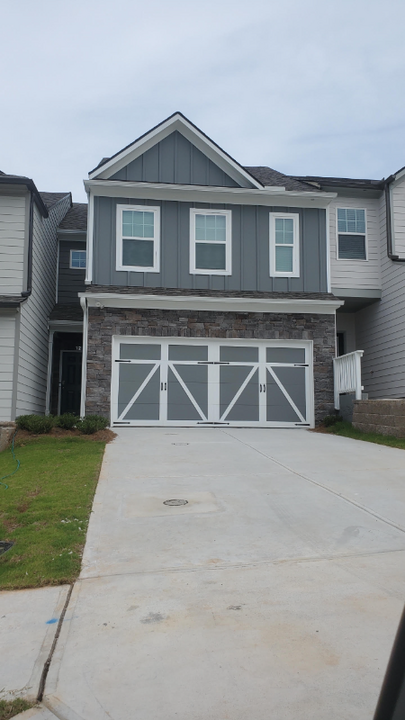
[69,249,87,269]
[336,207,368,261]
[269,212,300,278]
[189,208,232,276]
[116,204,160,273]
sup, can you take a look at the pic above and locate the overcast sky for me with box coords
[1,0,405,202]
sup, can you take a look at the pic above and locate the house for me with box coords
[77,112,343,428]
[0,172,71,422]
[294,170,405,405]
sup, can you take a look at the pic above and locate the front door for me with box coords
[60,351,82,415]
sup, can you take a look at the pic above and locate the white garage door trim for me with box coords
[111,336,314,428]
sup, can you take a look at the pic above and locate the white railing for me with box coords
[333,350,364,410]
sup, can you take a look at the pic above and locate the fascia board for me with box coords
[88,114,262,189]
[84,179,336,209]
[57,230,87,237]
[80,292,343,315]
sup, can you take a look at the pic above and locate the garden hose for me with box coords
[0,431,20,489]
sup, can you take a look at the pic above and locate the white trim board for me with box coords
[84,178,336,209]
[88,113,263,189]
[80,292,343,315]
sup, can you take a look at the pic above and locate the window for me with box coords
[189,209,232,275]
[116,204,160,272]
[269,212,300,277]
[337,208,366,260]
[70,250,86,269]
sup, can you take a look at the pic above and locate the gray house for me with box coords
[0,172,71,422]
[78,112,343,428]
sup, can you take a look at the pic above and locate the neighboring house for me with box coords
[295,171,405,400]
[79,112,343,428]
[0,171,71,421]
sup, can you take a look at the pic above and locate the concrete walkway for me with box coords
[15,429,405,718]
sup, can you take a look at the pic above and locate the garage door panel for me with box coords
[118,364,160,421]
[168,345,208,361]
[224,368,259,422]
[266,347,305,364]
[220,346,259,362]
[173,364,208,417]
[266,370,303,423]
[120,344,161,360]
[167,367,206,421]
[271,366,306,418]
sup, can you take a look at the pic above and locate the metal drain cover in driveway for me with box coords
[0,541,14,556]
[163,499,188,507]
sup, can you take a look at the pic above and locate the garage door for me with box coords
[111,337,313,428]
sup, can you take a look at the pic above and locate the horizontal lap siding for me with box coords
[356,194,405,398]
[329,196,381,290]
[16,197,71,416]
[94,197,328,293]
[0,314,16,420]
[0,195,27,294]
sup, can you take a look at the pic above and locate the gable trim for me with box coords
[88,112,263,190]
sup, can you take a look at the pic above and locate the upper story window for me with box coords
[116,204,160,272]
[70,250,86,269]
[337,208,366,260]
[269,212,300,277]
[189,209,232,275]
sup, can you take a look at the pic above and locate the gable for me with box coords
[89,112,262,189]
[110,131,240,187]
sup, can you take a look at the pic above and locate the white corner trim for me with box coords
[80,292,343,315]
[80,296,88,417]
[45,330,54,415]
[85,191,94,284]
[88,113,263,189]
[325,205,331,293]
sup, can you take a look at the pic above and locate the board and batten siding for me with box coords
[391,175,405,257]
[110,131,240,187]
[58,238,86,304]
[16,196,71,416]
[0,313,17,421]
[329,195,381,290]
[356,193,405,398]
[93,196,328,294]
[0,193,28,295]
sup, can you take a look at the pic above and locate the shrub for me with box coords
[323,414,343,427]
[76,415,109,435]
[54,413,77,430]
[15,414,54,434]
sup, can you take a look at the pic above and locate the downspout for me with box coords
[21,190,35,297]
[80,295,88,417]
[385,178,405,262]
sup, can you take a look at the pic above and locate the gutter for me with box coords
[0,175,48,217]
[385,177,405,263]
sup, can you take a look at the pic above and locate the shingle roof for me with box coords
[49,304,84,322]
[58,203,87,231]
[39,192,71,210]
[244,167,318,192]
[293,175,385,191]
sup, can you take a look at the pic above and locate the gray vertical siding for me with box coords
[93,196,328,293]
[58,238,86,303]
[111,131,240,187]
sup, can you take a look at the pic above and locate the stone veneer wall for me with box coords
[353,399,405,437]
[86,308,335,425]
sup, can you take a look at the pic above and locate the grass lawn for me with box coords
[0,434,106,590]
[324,420,405,450]
[0,699,35,720]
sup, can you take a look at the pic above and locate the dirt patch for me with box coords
[13,427,117,445]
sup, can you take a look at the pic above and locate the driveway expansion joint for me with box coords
[37,584,74,703]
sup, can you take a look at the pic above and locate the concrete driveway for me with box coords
[44,428,405,720]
